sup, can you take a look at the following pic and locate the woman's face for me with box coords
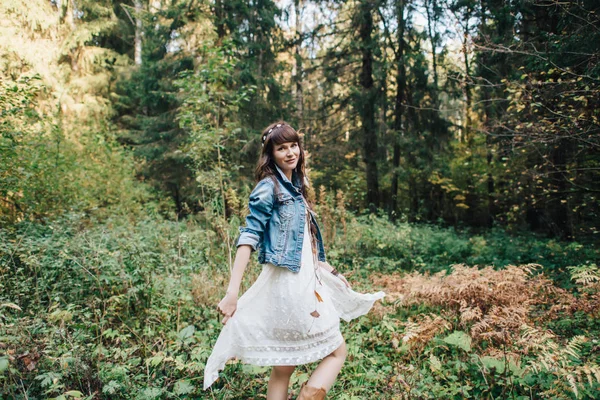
[272,141,300,177]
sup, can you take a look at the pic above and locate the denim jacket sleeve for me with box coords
[236,178,275,251]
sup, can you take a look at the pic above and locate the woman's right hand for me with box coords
[217,292,238,325]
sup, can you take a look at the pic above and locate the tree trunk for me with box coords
[391,0,406,219]
[551,141,573,240]
[461,5,472,145]
[358,0,379,211]
[134,0,143,66]
[214,0,226,44]
[294,0,304,123]
[479,0,495,227]
[425,0,439,90]
[60,0,77,29]
[406,86,420,219]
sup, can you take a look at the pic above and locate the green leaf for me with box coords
[139,387,162,399]
[173,380,195,395]
[443,331,472,352]
[242,365,269,374]
[146,355,164,367]
[429,354,442,371]
[480,356,505,374]
[102,380,120,395]
[178,325,195,340]
[0,357,9,373]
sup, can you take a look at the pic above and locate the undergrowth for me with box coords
[1,201,599,399]
[372,263,600,399]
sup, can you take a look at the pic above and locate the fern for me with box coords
[401,314,452,350]
[567,263,600,286]
[521,326,600,398]
[379,263,553,345]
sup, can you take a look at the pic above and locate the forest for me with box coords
[1,0,599,399]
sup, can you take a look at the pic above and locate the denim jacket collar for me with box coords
[274,164,302,193]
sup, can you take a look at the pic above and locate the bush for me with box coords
[0,212,218,398]
[321,211,598,286]
[372,264,600,399]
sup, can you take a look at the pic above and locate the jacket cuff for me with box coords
[236,231,260,251]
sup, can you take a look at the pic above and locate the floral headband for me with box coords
[262,123,284,146]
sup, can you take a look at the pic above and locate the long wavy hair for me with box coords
[255,121,318,251]
[255,121,309,199]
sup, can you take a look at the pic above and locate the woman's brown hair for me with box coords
[255,121,319,252]
[255,121,309,200]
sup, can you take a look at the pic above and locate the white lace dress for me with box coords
[203,213,385,390]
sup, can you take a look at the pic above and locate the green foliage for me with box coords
[384,277,600,399]
[176,40,255,206]
[322,211,598,285]
[1,1,600,399]
[211,0,289,129]
[111,1,214,216]
[1,200,599,398]
[112,54,197,216]
[404,330,600,399]
[567,263,600,286]
[0,211,217,398]
[0,75,146,225]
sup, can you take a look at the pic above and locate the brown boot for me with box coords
[297,382,327,400]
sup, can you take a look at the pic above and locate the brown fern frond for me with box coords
[401,314,452,351]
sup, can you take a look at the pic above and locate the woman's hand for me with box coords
[217,292,238,325]
[336,273,351,289]
[318,261,352,289]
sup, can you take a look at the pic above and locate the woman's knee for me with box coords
[272,365,296,376]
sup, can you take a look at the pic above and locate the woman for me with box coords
[203,121,385,399]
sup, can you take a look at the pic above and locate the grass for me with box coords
[1,209,599,399]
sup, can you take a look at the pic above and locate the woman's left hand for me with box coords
[318,261,352,289]
[337,273,351,289]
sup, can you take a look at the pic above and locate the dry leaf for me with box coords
[310,310,320,318]
[314,291,323,302]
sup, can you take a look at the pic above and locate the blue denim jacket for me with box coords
[236,166,327,272]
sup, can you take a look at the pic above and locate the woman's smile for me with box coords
[273,141,300,179]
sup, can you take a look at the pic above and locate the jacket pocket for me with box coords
[275,217,289,252]
[275,193,294,220]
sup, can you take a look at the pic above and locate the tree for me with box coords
[357,0,380,210]
[112,1,204,216]
[390,0,407,218]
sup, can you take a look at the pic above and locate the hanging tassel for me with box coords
[314,290,323,302]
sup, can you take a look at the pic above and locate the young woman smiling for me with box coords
[203,121,384,399]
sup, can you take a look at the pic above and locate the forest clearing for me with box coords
[1,0,599,399]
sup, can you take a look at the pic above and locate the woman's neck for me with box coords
[275,164,294,182]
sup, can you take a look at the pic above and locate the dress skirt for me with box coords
[203,221,385,390]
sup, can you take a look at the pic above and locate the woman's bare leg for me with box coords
[267,365,296,400]
[305,340,347,392]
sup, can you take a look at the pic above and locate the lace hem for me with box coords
[203,328,343,390]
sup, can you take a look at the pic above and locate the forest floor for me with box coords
[1,211,599,399]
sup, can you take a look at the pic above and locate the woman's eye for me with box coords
[292,143,298,148]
